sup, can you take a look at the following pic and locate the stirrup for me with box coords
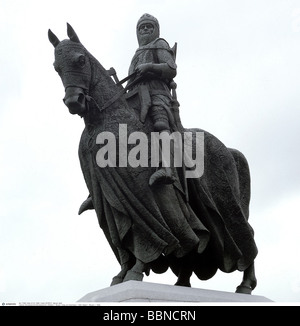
[149,169,176,187]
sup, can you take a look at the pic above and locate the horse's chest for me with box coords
[79,127,99,157]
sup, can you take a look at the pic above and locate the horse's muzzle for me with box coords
[63,87,86,115]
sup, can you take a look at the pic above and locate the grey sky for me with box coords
[1,0,300,303]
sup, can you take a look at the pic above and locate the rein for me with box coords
[76,66,165,115]
[85,71,140,112]
[84,69,177,114]
[101,71,139,111]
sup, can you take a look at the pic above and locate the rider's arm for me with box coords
[136,39,177,80]
[136,62,176,79]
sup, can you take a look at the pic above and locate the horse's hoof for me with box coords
[235,285,252,295]
[174,280,191,287]
[110,276,124,286]
[123,270,144,282]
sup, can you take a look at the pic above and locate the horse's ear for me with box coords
[67,23,80,43]
[48,29,60,47]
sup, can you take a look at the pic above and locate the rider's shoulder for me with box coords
[152,38,171,49]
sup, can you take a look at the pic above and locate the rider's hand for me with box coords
[136,63,153,76]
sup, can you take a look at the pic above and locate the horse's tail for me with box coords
[228,148,251,221]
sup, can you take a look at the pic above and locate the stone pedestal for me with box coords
[78,281,272,303]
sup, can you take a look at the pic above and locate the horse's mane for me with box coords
[85,48,126,110]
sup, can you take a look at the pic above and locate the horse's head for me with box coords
[48,23,92,116]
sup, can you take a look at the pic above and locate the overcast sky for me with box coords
[1,0,300,303]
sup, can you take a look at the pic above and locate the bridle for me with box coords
[64,70,139,116]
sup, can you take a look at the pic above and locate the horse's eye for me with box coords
[77,55,85,67]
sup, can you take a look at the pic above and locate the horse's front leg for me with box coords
[123,258,148,282]
[235,262,257,294]
[111,249,134,286]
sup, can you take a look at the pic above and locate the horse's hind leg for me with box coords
[235,262,257,294]
[174,253,195,287]
[175,266,193,287]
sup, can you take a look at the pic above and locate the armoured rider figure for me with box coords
[79,14,179,214]
[127,13,178,187]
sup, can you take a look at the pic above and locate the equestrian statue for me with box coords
[48,14,258,294]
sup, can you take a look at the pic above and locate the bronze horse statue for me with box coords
[48,23,258,294]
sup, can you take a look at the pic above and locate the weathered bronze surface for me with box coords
[48,16,258,294]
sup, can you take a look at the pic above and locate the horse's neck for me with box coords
[89,56,118,106]
[84,54,126,126]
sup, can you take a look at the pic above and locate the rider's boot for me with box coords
[149,127,177,187]
[78,195,94,215]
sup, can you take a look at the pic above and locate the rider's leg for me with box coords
[149,106,176,186]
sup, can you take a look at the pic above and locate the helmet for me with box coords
[136,13,160,46]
